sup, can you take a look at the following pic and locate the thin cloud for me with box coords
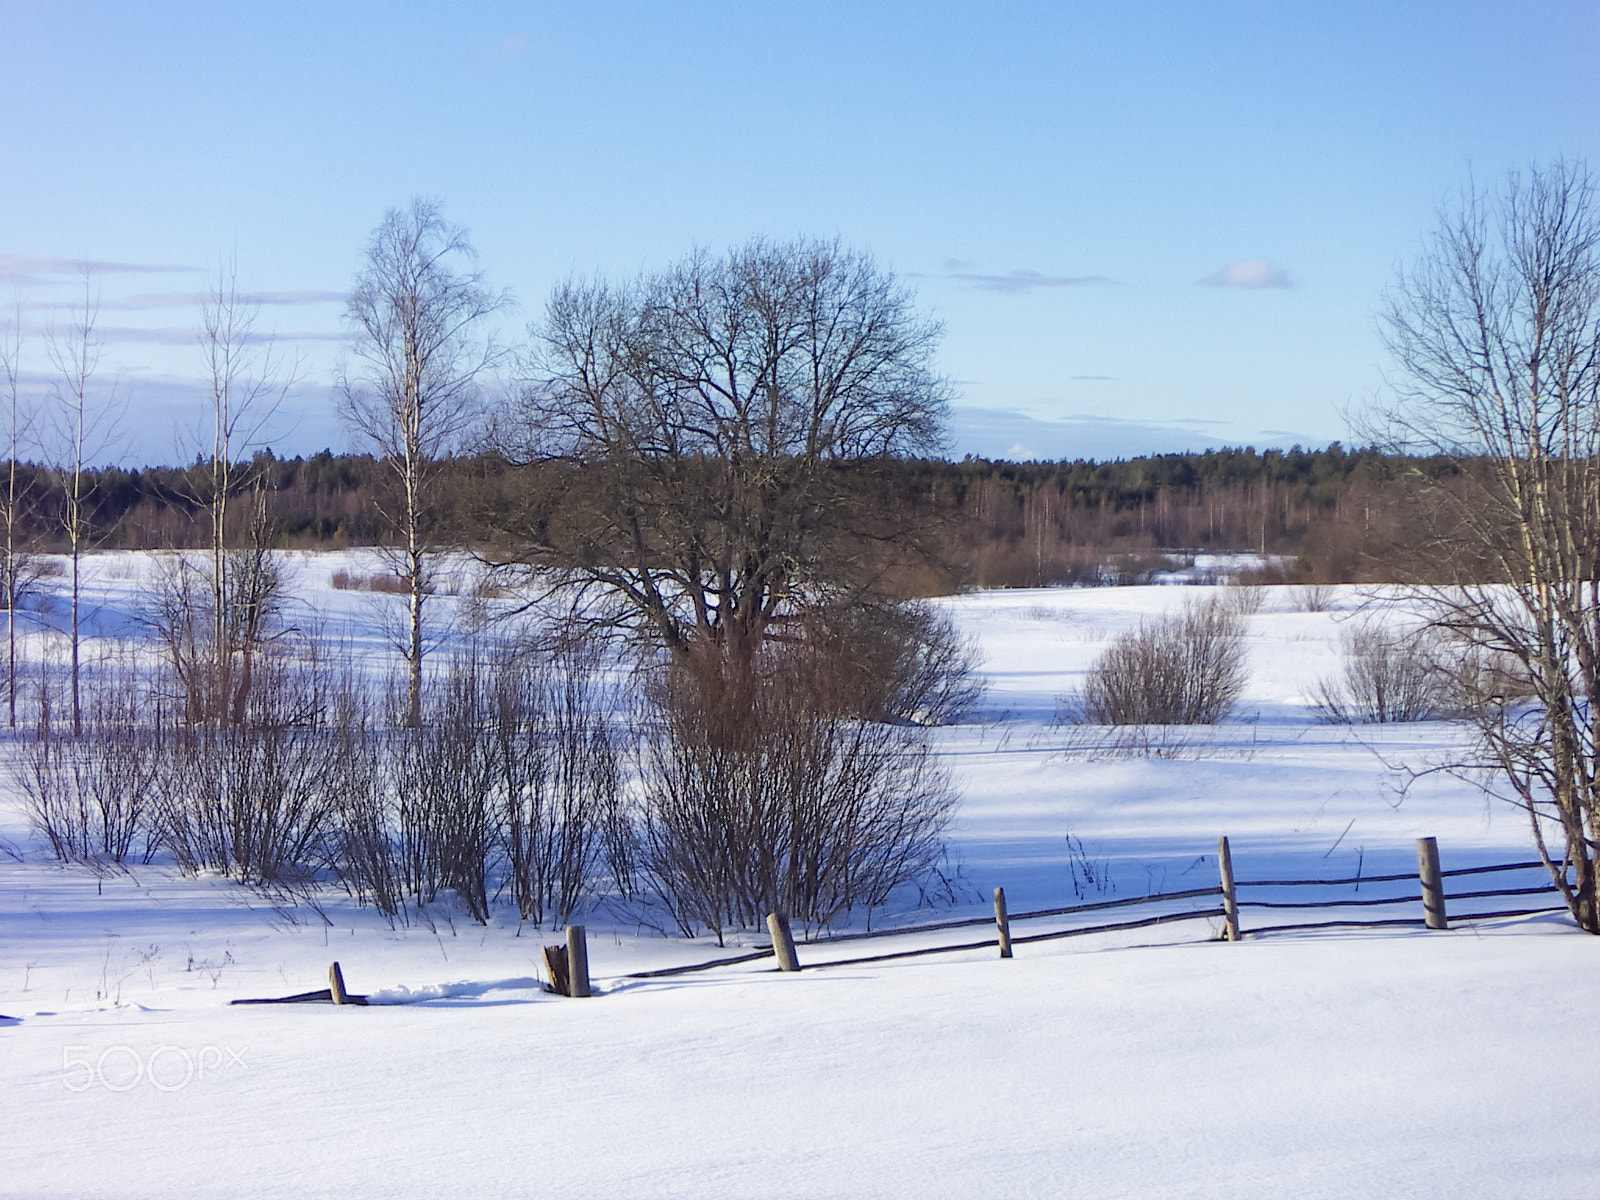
[1071,374,1114,381]
[1198,259,1293,289]
[85,326,347,347]
[25,289,349,313]
[0,254,198,285]
[125,289,347,310]
[916,259,1111,293]
[949,268,1109,294]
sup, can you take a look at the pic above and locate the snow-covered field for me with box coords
[2,553,1594,1199]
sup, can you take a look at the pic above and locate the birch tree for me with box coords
[0,299,36,726]
[340,199,509,726]
[47,272,121,737]
[1379,160,1600,933]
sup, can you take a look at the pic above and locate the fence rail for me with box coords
[622,836,1573,982]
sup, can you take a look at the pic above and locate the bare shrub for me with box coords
[495,644,624,926]
[14,652,166,864]
[1310,622,1455,723]
[154,639,348,885]
[807,601,986,726]
[330,569,414,595]
[320,692,403,920]
[321,640,626,927]
[149,540,288,727]
[635,642,955,942]
[1075,599,1247,725]
[1295,584,1334,613]
[391,656,498,922]
[1217,584,1265,618]
[1448,642,1538,713]
[1234,560,1295,587]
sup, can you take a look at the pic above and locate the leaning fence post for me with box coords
[1416,836,1448,930]
[566,924,591,997]
[767,912,801,972]
[1217,837,1240,941]
[329,961,349,1006]
[993,887,1013,958]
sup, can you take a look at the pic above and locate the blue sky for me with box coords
[3,1,1597,465]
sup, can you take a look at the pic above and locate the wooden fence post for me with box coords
[329,961,349,1005]
[767,912,801,972]
[566,924,591,997]
[994,887,1013,958]
[542,944,571,996]
[1416,837,1448,930]
[1217,837,1240,941]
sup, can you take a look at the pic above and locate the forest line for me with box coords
[1,441,1446,590]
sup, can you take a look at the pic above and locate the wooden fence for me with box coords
[625,836,1573,981]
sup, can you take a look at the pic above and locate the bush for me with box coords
[389,658,500,921]
[494,644,625,926]
[320,695,401,918]
[1310,622,1454,723]
[635,641,955,941]
[15,652,166,865]
[330,569,415,594]
[1076,598,1247,725]
[807,601,986,726]
[155,642,351,884]
[1217,584,1265,617]
[321,642,626,928]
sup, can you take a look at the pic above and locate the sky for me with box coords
[2,1,1597,467]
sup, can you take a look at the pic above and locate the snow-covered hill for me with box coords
[1,554,1593,1198]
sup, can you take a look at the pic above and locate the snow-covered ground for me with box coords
[2,553,1594,1198]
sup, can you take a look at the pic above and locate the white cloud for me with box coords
[1198,259,1293,289]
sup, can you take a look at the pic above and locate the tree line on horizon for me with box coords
[0,441,1456,590]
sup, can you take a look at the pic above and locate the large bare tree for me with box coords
[341,199,509,725]
[1378,160,1600,933]
[503,236,951,666]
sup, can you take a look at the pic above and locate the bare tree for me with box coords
[496,239,959,928]
[194,262,293,723]
[341,199,510,726]
[0,297,39,727]
[151,493,288,728]
[504,236,951,666]
[147,264,296,727]
[46,271,122,737]
[1376,159,1600,932]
